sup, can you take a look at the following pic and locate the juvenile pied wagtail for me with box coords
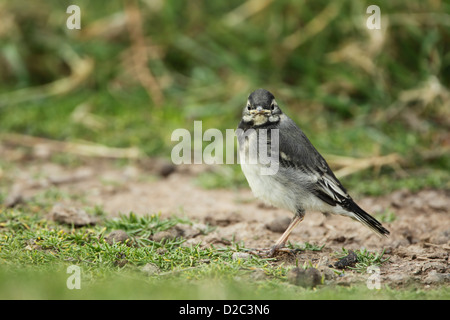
[237,89,389,257]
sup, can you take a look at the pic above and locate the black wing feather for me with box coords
[275,115,389,236]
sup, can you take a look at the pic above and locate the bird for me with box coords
[236,88,389,257]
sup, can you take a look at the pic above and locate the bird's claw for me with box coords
[244,245,300,258]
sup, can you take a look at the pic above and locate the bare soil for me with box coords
[2,153,449,288]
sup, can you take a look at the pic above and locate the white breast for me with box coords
[237,128,335,214]
[238,129,299,213]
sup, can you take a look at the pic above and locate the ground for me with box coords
[3,145,449,291]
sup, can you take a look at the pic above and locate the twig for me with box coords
[0,45,93,107]
[282,2,341,51]
[124,0,164,108]
[382,76,450,123]
[325,153,405,178]
[1,133,142,159]
[222,0,274,27]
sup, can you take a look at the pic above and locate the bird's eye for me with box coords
[247,104,251,110]
[271,104,275,111]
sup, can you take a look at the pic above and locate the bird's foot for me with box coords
[245,244,299,258]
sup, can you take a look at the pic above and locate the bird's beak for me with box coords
[250,106,268,115]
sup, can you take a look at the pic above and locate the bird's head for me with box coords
[242,89,282,126]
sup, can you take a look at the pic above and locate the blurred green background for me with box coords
[0,0,449,194]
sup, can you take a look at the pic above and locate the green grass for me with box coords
[374,208,397,223]
[287,241,325,252]
[2,267,449,300]
[334,248,390,274]
[1,207,448,300]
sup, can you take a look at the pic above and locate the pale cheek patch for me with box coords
[242,115,253,123]
[269,115,279,123]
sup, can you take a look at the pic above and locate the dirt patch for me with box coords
[1,153,449,288]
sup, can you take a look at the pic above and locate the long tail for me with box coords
[345,200,390,237]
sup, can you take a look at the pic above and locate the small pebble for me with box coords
[152,228,179,242]
[105,230,131,245]
[48,203,97,227]
[141,263,160,275]
[334,251,358,269]
[232,252,251,261]
[265,217,291,233]
[424,270,449,285]
[287,267,322,288]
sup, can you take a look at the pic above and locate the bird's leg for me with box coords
[267,214,304,257]
[245,212,305,257]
